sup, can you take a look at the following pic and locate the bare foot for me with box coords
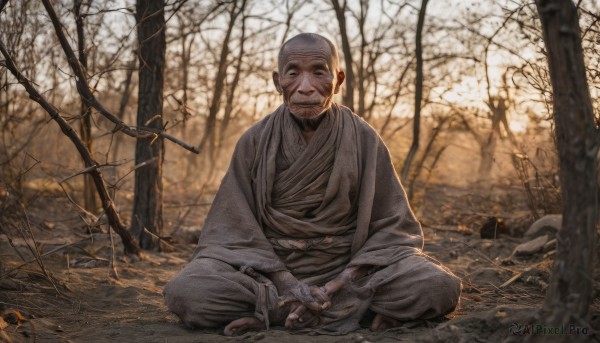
[223,317,265,336]
[370,313,400,331]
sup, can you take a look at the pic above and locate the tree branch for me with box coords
[0,39,141,256]
[40,0,199,154]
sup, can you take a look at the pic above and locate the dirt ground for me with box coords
[1,182,599,343]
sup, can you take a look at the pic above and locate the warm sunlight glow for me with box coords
[436,77,487,104]
[509,116,529,133]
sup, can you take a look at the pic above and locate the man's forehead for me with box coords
[280,39,333,59]
[277,33,340,72]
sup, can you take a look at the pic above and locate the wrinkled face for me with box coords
[273,39,345,120]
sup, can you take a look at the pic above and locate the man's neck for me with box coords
[290,111,326,132]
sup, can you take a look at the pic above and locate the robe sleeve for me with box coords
[348,124,424,268]
[191,123,287,274]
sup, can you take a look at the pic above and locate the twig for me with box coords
[459,240,515,273]
[15,203,61,295]
[58,165,99,183]
[499,272,523,288]
[58,161,131,184]
[111,157,157,189]
[55,180,100,226]
[108,224,119,280]
[143,227,175,250]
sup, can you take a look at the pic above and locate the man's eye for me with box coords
[286,70,297,76]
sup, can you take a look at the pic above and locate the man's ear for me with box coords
[272,71,282,94]
[334,70,345,94]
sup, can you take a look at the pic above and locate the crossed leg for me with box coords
[164,254,461,335]
[366,254,461,330]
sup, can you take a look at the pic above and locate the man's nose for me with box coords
[297,74,315,96]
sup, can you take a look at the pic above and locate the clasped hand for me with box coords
[270,266,364,329]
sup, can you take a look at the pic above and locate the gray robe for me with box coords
[164,104,461,334]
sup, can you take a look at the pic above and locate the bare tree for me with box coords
[400,0,429,182]
[0,38,142,255]
[110,57,137,164]
[0,0,46,186]
[349,0,409,121]
[535,0,597,339]
[279,0,305,45]
[131,0,167,250]
[74,0,98,213]
[477,68,518,182]
[197,0,246,166]
[219,8,248,154]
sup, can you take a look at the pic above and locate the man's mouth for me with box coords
[293,102,321,107]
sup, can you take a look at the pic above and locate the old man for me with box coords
[164,33,461,336]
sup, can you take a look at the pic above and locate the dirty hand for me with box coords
[269,271,331,328]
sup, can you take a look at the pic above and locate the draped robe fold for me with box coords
[165,104,460,334]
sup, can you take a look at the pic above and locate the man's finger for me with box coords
[277,295,299,308]
[285,313,299,328]
[303,300,328,312]
[310,286,331,306]
[285,305,307,328]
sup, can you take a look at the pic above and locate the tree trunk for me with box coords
[477,136,497,181]
[408,116,448,199]
[219,2,247,154]
[400,0,428,182]
[331,0,354,111]
[131,0,166,250]
[356,0,368,118]
[74,0,98,213]
[110,57,136,164]
[535,0,597,339]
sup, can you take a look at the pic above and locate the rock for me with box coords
[524,214,561,238]
[512,235,549,256]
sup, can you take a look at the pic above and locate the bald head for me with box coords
[272,33,345,120]
[278,33,340,73]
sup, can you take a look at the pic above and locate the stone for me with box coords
[512,235,549,256]
[524,214,561,238]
